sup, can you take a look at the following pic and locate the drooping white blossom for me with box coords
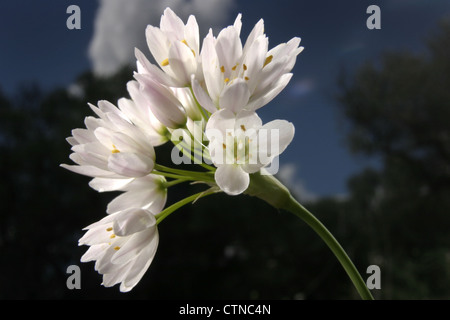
[61,100,157,183]
[79,208,159,292]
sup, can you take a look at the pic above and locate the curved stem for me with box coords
[156,189,216,225]
[154,164,215,182]
[282,195,374,300]
[245,172,374,300]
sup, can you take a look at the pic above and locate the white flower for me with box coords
[135,7,201,87]
[79,208,159,292]
[192,15,303,114]
[124,80,169,146]
[61,100,156,188]
[205,109,295,195]
[134,73,187,129]
[93,174,168,216]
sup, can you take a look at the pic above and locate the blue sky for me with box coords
[1,0,450,200]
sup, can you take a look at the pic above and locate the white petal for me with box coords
[234,110,262,132]
[247,73,293,111]
[134,48,178,87]
[205,109,236,140]
[160,7,184,38]
[215,164,250,196]
[145,25,170,68]
[201,33,223,104]
[243,19,264,55]
[191,76,217,114]
[111,226,156,265]
[88,177,134,192]
[108,152,154,177]
[219,79,250,114]
[60,164,114,178]
[242,35,268,93]
[113,209,156,237]
[135,74,186,128]
[106,188,161,214]
[102,263,130,288]
[184,15,200,56]
[215,26,242,73]
[233,13,242,36]
[81,244,108,263]
[120,228,159,292]
[71,128,95,144]
[168,40,196,85]
[258,119,295,164]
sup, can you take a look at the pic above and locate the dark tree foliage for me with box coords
[330,20,450,299]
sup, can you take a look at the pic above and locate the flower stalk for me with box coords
[246,172,374,300]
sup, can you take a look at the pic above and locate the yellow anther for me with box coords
[181,39,188,45]
[223,143,227,149]
[232,64,237,71]
[114,246,120,251]
[110,234,116,239]
[161,58,169,67]
[106,227,113,232]
[111,145,120,154]
[243,64,248,71]
[263,55,273,68]
[224,77,230,83]
[240,125,246,131]
[220,66,225,73]
[245,76,249,81]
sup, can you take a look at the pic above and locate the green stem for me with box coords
[245,172,374,300]
[156,189,216,225]
[282,195,374,300]
[164,178,188,188]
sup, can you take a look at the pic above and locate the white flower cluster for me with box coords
[62,8,303,292]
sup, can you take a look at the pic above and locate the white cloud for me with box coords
[88,0,236,76]
[277,163,319,203]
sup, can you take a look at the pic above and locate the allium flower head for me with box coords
[63,7,303,293]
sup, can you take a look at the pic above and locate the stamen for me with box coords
[106,227,113,232]
[240,125,246,131]
[110,234,116,239]
[220,66,225,73]
[114,246,120,251]
[263,55,273,68]
[111,145,120,154]
[224,78,230,83]
[245,76,249,81]
[223,143,226,149]
[181,39,188,45]
[161,58,169,67]
[243,64,248,71]
[232,64,237,71]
